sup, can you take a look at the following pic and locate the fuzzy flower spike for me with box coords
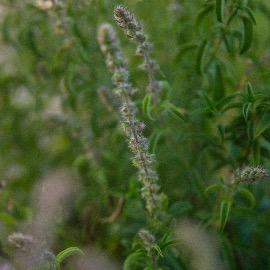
[97,23,166,220]
[236,165,269,184]
[114,5,160,103]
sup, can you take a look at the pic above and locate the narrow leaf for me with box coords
[240,16,254,54]
[161,100,186,121]
[56,247,84,263]
[217,124,225,141]
[149,130,162,154]
[195,3,215,30]
[142,93,155,120]
[255,112,270,138]
[242,102,252,121]
[204,183,225,197]
[236,188,255,208]
[196,39,208,74]
[216,93,237,111]
[219,200,232,232]
[242,5,257,25]
[213,64,225,101]
[247,121,254,141]
[252,140,260,165]
[246,82,254,100]
[216,0,225,23]
[123,251,145,270]
[158,80,171,101]
[175,43,198,63]
[152,245,163,257]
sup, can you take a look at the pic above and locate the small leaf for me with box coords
[195,3,215,30]
[240,16,254,54]
[202,91,218,114]
[123,250,145,270]
[196,39,208,75]
[56,247,84,264]
[219,200,232,232]
[220,235,237,270]
[159,234,175,251]
[235,188,255,208]
[204,183,225,197]
[246,82,254,100]
[242,5,257,25]
[149,130,162,154]
[169,201,193,216]
[64,67,77,110]
[213,63,226,101]
[158,80,171,101]
[242,102,252,121]
[247,121,254,141]
[252,140,260,165]
[152,245,163,257]
[0,212,17,226]
[216,93,237,112]
[216,0,225,23]
[255,111,270,138]
[221,101,243,112]
[142,93,155,120]
[217,124,225,141]
[161,100,186,121]
[175,43,198,63]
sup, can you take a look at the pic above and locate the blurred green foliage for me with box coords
[0,0,270,269]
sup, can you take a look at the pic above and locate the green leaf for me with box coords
[161,100,186,121]
[202,91,218,114]
[204,184,225,197]
[242,102,252,121]
[216,0,225,23]
[169,201,193,216]
[56,247,84,264]
[246,82,254,100]
[221,101,243,112]
[142,93,155,120]
[123,250,145,270]
[159,234,176,251]
[175,43,198,63]
[255,111,270,138]
[216,93,238,111]
[219,200,232,232]
[0,212,17,226]
[152,244,163,257]
[158,80,171,101]
[235,188,255,208]
[196,39,208,75]
[213,63,226,101]
[221,235,237,270]
[64,67,77,110]
[195,3,215,30]
[242,5,257,25]
[247,121,254,141]
[217,124,225,142]
[149,130,162,154]
[252,140,260,165]
[240,16,254,54]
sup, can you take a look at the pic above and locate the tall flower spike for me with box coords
[97,23,166,220]
[114,5,160,104]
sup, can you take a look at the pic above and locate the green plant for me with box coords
[0,0,270,269]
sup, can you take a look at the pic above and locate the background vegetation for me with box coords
[0,0,270,269]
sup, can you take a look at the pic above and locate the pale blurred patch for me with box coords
[0,261,15,270]
[31,168,80,245]
[175,220,225,270]
[10,169,80,268]
[67,246,119,270]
